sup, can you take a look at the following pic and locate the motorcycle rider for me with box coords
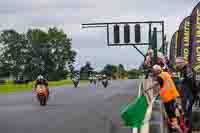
[93,75,97,84]
[35,75,49,97]
[72,72,80,87]
[102,74,108,81]
[102,74,107,79]
[102,74,108,87]
[89,75,93,84]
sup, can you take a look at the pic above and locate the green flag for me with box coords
[120,95,148,128]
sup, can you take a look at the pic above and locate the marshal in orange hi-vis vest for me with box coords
[159,72,180,103]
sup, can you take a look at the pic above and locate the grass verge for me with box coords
[0,80,88,94]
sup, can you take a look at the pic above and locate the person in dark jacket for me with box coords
[175,57,197,133]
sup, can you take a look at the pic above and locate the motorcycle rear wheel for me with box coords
[38,95,47,106]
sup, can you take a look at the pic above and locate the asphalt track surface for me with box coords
[0,80,140,133]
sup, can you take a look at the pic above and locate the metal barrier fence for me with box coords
[132,77,165,133]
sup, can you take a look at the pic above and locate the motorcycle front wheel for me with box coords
[38,95,47,106]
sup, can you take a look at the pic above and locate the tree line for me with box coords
[0,27,143,81]
[0,27,76,81]
[79,62,143,80]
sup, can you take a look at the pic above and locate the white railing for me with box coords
[132,78,159,133]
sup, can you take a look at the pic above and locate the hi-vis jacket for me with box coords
[159,72,180,103]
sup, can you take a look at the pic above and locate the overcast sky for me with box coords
[0,0,199,70]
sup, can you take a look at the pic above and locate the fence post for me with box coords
[132,78,154,133]
[132,128,138,133]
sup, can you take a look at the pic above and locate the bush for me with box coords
[5,80,13,84]
[14,80,30,84]
[0,80,5,84]
[127,69,144,79]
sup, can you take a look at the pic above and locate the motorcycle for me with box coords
[93,79,97,85]
[89,79,93,84]
[102,79,108,88]
[73,78,79,88]
[36,84,49,106]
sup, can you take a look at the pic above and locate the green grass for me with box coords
[0,80,88,94]
[0,83,34,93]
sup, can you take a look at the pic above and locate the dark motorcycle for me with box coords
[73,78,79,88]
[36,85,48,106]
[102,79,108,88]
[93,79,97,85]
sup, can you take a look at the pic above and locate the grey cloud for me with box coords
[0,0,93,14]
[0,0,199,69]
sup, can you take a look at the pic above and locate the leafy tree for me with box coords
[117,64,127,79]
[46,28,76,80]
[101,64,127,79]
[0,60,11,78]
[127,69,143,79]
[80,61,93,80]
[0,30,28,79]
[102,64,117,79]
[25,29,49,79]
[0,27,76,80]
